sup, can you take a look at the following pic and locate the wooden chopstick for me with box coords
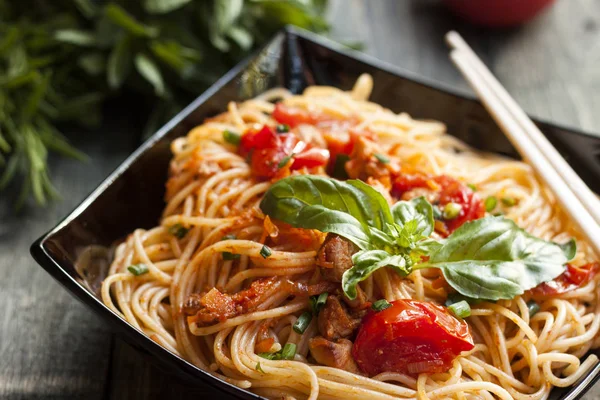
[445,35,600,255]
[446,31,600,228]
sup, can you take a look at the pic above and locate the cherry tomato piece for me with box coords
[434,176,485,234]
[292,148,330,169]
[392,174,484,235]
[531,262,599,296]
[353,299,474,376]
[272,103,317,128]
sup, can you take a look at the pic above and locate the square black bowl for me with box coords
[31,26,600,400]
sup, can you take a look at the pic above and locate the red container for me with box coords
[443,0,555,27]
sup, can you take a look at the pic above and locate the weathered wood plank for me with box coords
[0,119,139,399]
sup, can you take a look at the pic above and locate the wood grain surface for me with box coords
[1,0,599,399]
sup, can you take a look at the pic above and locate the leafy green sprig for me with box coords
[0,0,329,207]
[260,175,576,302]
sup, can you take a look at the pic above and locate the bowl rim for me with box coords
[30,25,600,400]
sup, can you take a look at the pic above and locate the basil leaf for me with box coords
[425,216,569,300]
[558,238,576,261]
[346,179,394,230]
[414,237,443,255]
[259,175,394,249]
[260,175,393,233]
[391,196,434,236]
[281,204,371,250]
[342,250,409,300]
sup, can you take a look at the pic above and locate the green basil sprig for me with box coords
[259,175,576,301]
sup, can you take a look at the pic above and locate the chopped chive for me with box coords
[127,263,149,276]
[277,153,294,169]
[374,153,390,164]
[527,300,540,317]
[276,124,290,133]
[260,245,272,258]
[443,202,462,220]
[448,300,471,319]
[371,299,392,311]
[293,312,312,334]
[332,154,350,180]
[258,352,277,360]
[280,343,297,360]
[484,196,497,212]
[501,197,517,207]
[432,205,442,220]
[259,343,297,361]
[223,130,241,145]
[168,223,189,239]
[221,234,240,260]
[222,252,240,260]
[310,292,328,315]
[467,183,477,192]
[255,362,265,373]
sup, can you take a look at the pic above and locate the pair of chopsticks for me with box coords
[445,31,600,255]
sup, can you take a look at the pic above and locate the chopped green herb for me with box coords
[527,300,540,317]
[168,223,189,239]
[371,299,392,311]
[467,183,477,192]
[484,196,497,212]
[280,343,297,360]
[255,362,265,373]
[222,252,240,260]
[493,211,504,216]
[501,197,517,207]
[260,245,272,259]
[293,312,312,334]
[374,153,390,164]
[448,300,471,319]
[258,343,297,361]
[258,352,277,360]
[127,263,149,276]
[223,130,241,145]
[332,154,350,180]
[277,154,294,169]
[309,292,328,315]
[221,234,240,260]
[443,202,462,220]
[276,124,290,133]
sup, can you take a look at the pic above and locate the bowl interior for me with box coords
[33,27,600,400]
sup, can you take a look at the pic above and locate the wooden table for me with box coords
[2,0,599,398]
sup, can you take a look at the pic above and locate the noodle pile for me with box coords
[101,74,600,400]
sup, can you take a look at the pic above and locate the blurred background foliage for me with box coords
[0,0,329,207]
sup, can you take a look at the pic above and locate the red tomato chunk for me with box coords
[392,174,485,235]
[531,262,599,296]
[239,124,329,179]
[352,299,474,376]
[272,103,318,128]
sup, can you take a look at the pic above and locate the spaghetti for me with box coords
[101,74,600,399]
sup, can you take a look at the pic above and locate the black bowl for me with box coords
[31,26,600,400]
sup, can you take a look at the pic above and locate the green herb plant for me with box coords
[260,175,576,302]
[0,0,329,207]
